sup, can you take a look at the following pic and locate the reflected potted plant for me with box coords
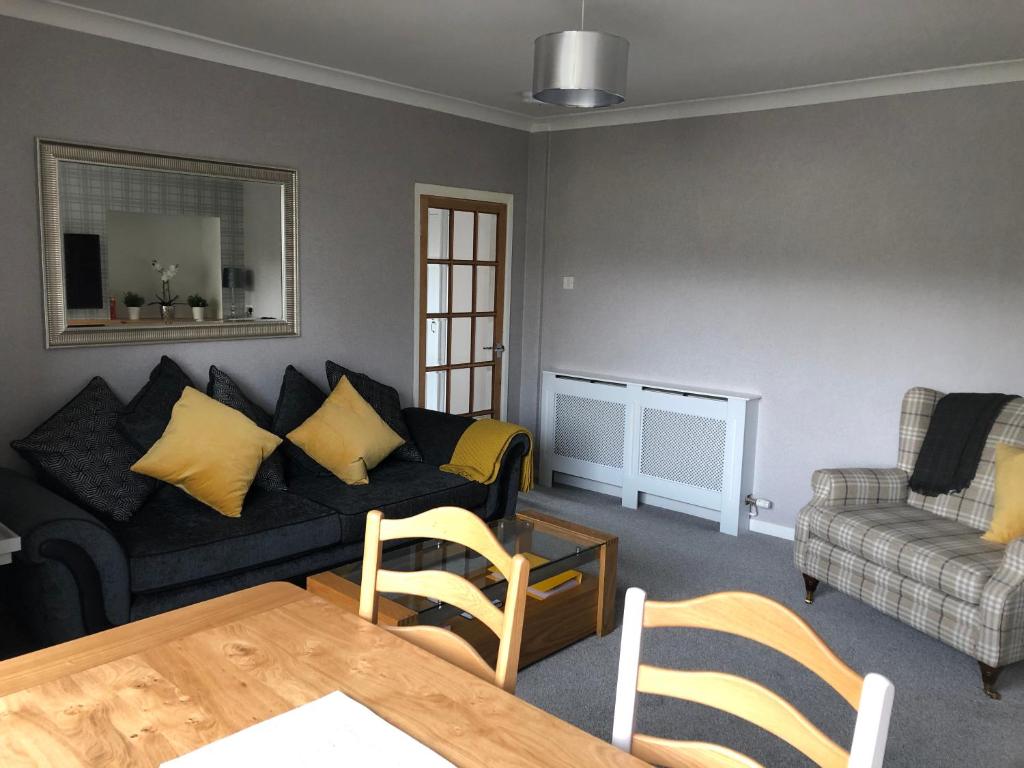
[149,260,181,323]
[187,294,208,322]
[123,291,144,321]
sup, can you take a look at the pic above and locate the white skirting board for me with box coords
[547,474,795,541]
[748,519,796,541]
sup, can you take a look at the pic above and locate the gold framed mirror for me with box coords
[37,139,299,348]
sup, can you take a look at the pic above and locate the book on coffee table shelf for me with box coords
[487,552,583,600]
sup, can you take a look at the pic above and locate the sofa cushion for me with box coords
[12,377,157,522]
[114,484,341,592]
[288,376,405,479]
[131,387,283,519]
[118,356,194,451]
[807,501,1005,604]
[287,459,488,544]
[207,365,287,491]
[326,360,422,463]
[270,365,330,478]
[402,407,473,466]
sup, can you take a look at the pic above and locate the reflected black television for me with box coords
[63,233,103,309]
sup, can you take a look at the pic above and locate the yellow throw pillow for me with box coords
[287,375,403,483]
[131,386,282,518]
[335,457,369,486]
[983,443,1024,544]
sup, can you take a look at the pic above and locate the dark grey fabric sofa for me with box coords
[2,406,527,647]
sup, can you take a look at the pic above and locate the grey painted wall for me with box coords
[526,83,1024,527]
[0,17,528,469]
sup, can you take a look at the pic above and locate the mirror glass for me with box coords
[38,140,298,348]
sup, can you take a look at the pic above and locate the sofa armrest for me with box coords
[0,468,130,638]
[978,537,1024,667]
[402,408,528,520]
[480,433,530,522]
[809,468,909,507]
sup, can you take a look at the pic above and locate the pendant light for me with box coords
[532,0,629,108]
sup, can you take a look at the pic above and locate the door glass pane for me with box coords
[425,318,447,366]
[473,316,493,362]
[427,209,450,259]
[452,265,473,313]
[475,266,495,312]
[426,264,448,313]
[453,211,474,260]
[450,368,470,414]
[451,317,471,365]
[477,213,497,261]
[424,370,446,412]
[473,368,492,413]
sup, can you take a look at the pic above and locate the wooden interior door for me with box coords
[419,195,506,418]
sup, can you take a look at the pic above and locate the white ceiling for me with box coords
[11,0,1024,128]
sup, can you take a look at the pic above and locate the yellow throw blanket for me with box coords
[441,419,534,493]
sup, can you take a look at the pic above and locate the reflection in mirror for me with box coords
[58,162,283,325]
[37,139,298,348]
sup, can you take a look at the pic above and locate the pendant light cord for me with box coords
[580,0,585,30]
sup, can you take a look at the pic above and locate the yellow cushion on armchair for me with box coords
[983,443,1024,544]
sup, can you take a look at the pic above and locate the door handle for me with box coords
[483,344,506,357]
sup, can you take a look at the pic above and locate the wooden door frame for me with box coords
[413,184,513,419]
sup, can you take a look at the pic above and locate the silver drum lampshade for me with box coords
[532,30,629,108]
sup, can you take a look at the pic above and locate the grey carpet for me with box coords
[513,484,1024,768]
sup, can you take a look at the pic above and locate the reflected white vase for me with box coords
[192,307,205,322]
[127,307,141,321]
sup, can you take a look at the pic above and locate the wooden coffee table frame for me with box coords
[307,509,618,669]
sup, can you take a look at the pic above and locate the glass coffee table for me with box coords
[307,509,618,668]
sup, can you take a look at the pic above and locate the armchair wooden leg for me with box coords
[979,662,1002,700]
[802,574,820,605]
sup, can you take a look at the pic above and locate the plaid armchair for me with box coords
[795,387,1024,699]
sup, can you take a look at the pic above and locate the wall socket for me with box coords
[562,276,574,290]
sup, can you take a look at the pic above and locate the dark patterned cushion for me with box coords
[117,356,193,451]
[325,360,422,463]
[11,377,157,521]
[207,366,287,492]
[270,365,330,477]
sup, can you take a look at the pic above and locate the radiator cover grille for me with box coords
[553,392,626,468]
[639,408,727,491]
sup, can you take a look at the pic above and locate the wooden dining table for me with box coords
[0,582,650,767]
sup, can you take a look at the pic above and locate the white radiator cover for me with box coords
[539,371,759,535]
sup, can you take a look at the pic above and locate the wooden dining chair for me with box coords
[358,506,530,693]
[612,588,895,768]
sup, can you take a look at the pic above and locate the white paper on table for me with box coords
[161,690,455,767]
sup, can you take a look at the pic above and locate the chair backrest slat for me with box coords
[631,735,764,768]
[388,625,497,683]
[376,568,506,637]
[378,505,517,578]
[637,666,849,768]
[358,508,530,693]
[642,591,863,708]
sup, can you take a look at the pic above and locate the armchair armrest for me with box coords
[0,468,130,641]
[979,537,1024,668]
[809,468,909,507]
